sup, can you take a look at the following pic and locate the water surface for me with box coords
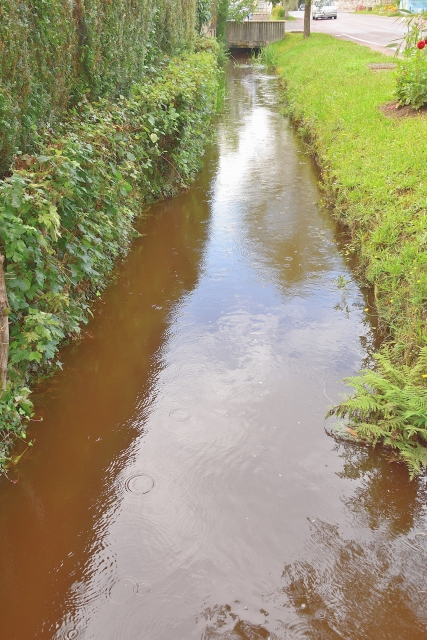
[0,59,427,640]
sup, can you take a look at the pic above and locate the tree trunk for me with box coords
[0,255,10,392]
[304,0,312,37]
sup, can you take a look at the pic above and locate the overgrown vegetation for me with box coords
[271,5,286,19]
[0,47,220,468]
[271,33,427,475]
[216,0,230,42]
[396,14,427,109]
[355,4,401,16]
[0,0,198,176]
[329,347,427,479]
[228,0,257,21]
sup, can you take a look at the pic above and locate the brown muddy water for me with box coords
[1,59,427,640]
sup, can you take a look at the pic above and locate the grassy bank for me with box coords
[271,34,427,475]
[0,44,220,469]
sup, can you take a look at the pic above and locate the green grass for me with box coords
[271,34,427,474]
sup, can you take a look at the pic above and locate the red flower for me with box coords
[417,40,425,49]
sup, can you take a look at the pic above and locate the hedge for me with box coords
[0,46,220,465]
[0,0,197,175]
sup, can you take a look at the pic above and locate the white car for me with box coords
[312,1,337,19]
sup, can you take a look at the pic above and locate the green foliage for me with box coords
[355,4,401,17]
[396,57,427,109]
[0,385,33,464]
[228,0,258,22]
[216,0,229,43]
[395,15,427,109]
[256,44,278,68]
[329,347,427,478]
[272,5,286,19]
[0,50,219,468]
[271,33,427,473]
[196,0,213,32]
[0,0,197,176]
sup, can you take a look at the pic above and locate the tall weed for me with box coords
[255,44,277,69]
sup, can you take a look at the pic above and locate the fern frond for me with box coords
[328,345,427,477]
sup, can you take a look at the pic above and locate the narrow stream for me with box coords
[1,59,427,640]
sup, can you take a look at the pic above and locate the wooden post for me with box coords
[0,255,10,392]
[304,0,312,37]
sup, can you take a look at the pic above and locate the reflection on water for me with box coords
[0,58,426,640]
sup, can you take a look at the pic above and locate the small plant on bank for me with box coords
[329,347,427,479]
[335,275,349,289]
[396,14,427,109]
[256,44,277,68]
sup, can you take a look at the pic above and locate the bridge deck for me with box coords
[226,20,286,48]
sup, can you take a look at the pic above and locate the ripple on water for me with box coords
[169,408,190,422]
[260,444,271,451]
[73,547,118,608]
[282,616,315,640]
[176,315,194,326]
[181,443,205,456]
[70,581,88,596]
[314,609,328,621]
[107,577,151,605]
[180,514,206,539]
[413,532,427,553]
[108,576,139,604]
[56,621,86,640]
[124,473,155,496]
[213,457,233,470]
[178,362,208,377]
[137,582,151,597]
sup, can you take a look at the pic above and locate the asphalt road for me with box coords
[288,11,406,54]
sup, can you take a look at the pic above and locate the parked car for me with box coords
[299,3,305,9]
[312,1,337,19]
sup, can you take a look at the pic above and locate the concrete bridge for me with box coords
[226,20,286,49]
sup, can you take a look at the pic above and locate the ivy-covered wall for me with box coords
[0,0,197,175]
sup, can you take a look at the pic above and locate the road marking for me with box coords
[341,33,385,46]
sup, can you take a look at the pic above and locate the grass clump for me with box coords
[271,33,427,475]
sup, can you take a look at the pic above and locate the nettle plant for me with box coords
[396,14,427,109]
